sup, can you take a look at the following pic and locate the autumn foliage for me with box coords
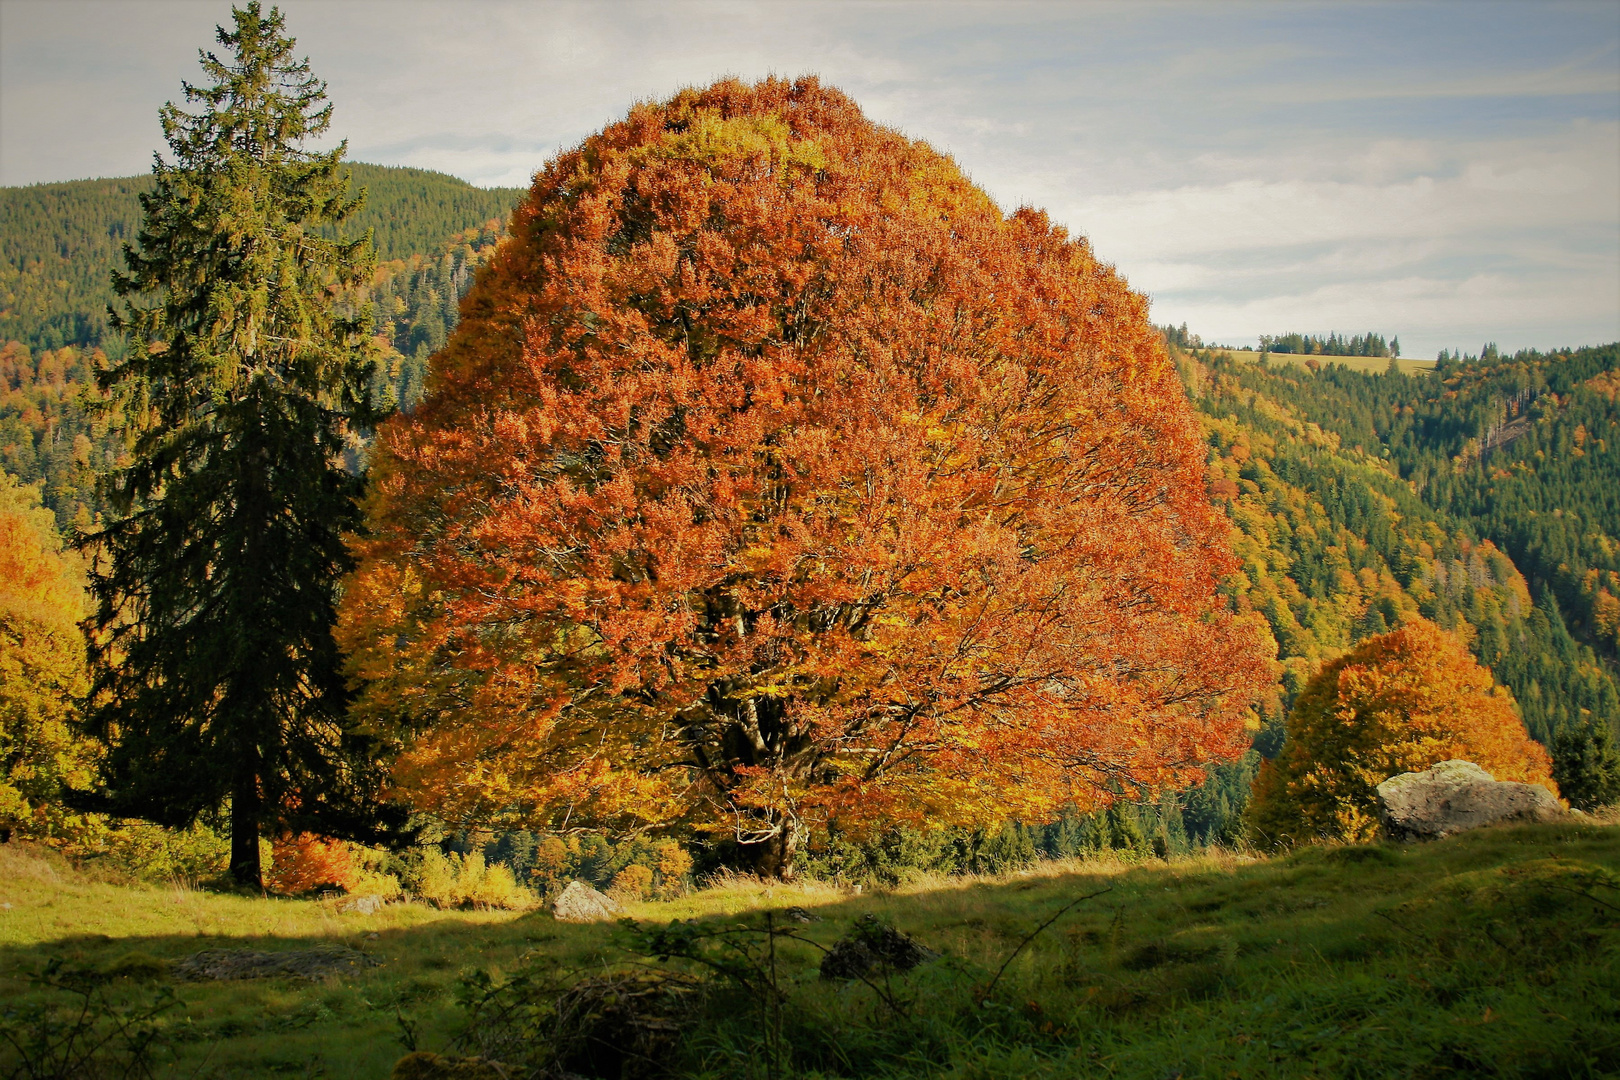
[0,474,93,841]
[338,77,1270,875]
[1247,618,1556,847]
[266,833,359,895]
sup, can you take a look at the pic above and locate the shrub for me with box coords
[1552,716,1620,810]
[66,821,235,884]
[0,960,180,1079]
[266,833,356,894]
[607,864,654,903]
[1247,618,1556,846]
[406,849,536,910]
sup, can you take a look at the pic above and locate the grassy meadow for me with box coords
[1204,349,1437,376]
[2,818,1617,1079]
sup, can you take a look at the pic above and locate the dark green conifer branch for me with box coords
[76,1,406,886]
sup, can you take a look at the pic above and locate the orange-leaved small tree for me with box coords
[338,77,1271,877]
[1247,618,1555,847]
[266,833,358,895]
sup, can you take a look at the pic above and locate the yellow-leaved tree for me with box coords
[1247,618,1556,847]
[0,474,94,841]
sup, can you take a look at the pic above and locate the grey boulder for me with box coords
[339,894,386,915]
[551,880,623,923]
[1377,759,1564,841]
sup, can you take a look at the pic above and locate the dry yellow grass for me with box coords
[1207,348,1435,375]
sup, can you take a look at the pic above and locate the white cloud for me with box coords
[1,0,1615,354]
[1177,269,1620,356]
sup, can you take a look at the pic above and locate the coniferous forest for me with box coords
[1,5,1616,1078]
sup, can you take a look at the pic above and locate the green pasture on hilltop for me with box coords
[1208,349,1437,375]
[2,819,1617,1079]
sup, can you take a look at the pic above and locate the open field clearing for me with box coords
[2,820,1617,1079]
[1207,349,1437,375]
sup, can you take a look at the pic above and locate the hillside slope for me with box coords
[1184,345,1620,738]
[0,164,523,353]
[0,167,517,529]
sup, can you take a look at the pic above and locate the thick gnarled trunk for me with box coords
[750,824,800,881]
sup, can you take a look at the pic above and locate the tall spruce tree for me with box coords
[79,2,402,886]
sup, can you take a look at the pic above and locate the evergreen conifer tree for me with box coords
[1552,717,1620,810]
[78,2,403,885]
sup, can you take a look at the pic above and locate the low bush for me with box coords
[0,959,180,1079]
[404,849,536,910]
[63,820,237,884]
[265,834,403,898]
[607,863,655,903]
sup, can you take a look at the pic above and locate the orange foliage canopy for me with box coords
[1248,618,1556,847]
[266,833,357,895]
[338,77,1270,875]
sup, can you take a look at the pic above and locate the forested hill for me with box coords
[0,163,524,353]
[1183,344,1620,745]
[1,165,519,527]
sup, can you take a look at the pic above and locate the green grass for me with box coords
[2,821,1617,1078]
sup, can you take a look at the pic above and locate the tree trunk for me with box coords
[753,826,799,881]
[230,768,262,888]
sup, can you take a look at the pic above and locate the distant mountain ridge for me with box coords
[0,163,524,353]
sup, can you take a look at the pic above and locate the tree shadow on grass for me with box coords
[1,822,1617,1078]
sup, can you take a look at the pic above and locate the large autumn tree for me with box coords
[339,78,1271,877]
[78,2,403,885]
[1247,618,1557,847]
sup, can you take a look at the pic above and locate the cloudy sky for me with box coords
[3,0,1617,357]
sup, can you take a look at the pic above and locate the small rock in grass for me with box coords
[551,880,622,923]
[1377,759,1565,841]
[339,894,386,915]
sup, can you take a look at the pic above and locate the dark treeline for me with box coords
[0,165,521,355]
[1259,331,1398,358]
[1157,322,1204,349]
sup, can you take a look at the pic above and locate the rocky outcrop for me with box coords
[172,945,379,981]
[1377,759,1564,841]
[551,880,623,922]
